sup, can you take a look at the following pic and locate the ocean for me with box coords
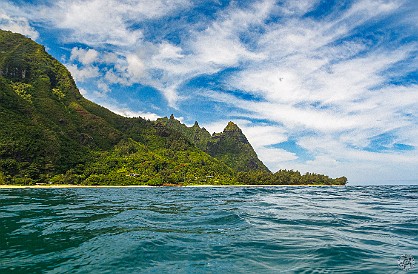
[1,186,417,273]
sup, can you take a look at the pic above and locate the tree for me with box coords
[334,176,348,185]
[0,171,6,184]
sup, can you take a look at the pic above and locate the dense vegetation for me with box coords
[238,170,347,185]
[157,116,268,172]
[0,30,347,186]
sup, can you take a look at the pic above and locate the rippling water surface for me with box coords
[1,186,417,273]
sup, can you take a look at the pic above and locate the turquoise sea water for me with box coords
[1,186,417,273]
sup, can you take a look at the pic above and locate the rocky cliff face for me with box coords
[206,122,269,172]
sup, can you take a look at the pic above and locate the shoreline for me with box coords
[0,184,344,189]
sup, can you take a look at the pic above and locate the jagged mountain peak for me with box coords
[157,116,267,172]
[220,121,249,144]
[224,121,240,131]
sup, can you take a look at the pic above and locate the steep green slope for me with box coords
[207,122,269,172]
[0,30,120,182]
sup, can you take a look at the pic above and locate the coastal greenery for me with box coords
[237,170,347,185]
[0,30,347,186]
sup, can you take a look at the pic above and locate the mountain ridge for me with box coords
[156,116,269,172]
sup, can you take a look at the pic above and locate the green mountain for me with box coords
[156,117,268,172]
[0,30,347,185]
[207,121,268,172]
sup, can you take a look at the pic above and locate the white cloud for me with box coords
[104,70,129,86]
[278,0,320,15]
[41,1,140,47]
[70,47,99,65]
[0,0,190,49]
[66,64,99,82]
[78,88,88,95]
[187,0,272,67]
[0,13,39,39]
[25,0,190,48]
[114,109,160,120]
[154,42,184,61]
[79,88,161,120]
[97,81,110,93]
[102,52,119,64]
[126,54,145,80]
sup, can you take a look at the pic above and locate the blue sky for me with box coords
[1,0,418,184]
